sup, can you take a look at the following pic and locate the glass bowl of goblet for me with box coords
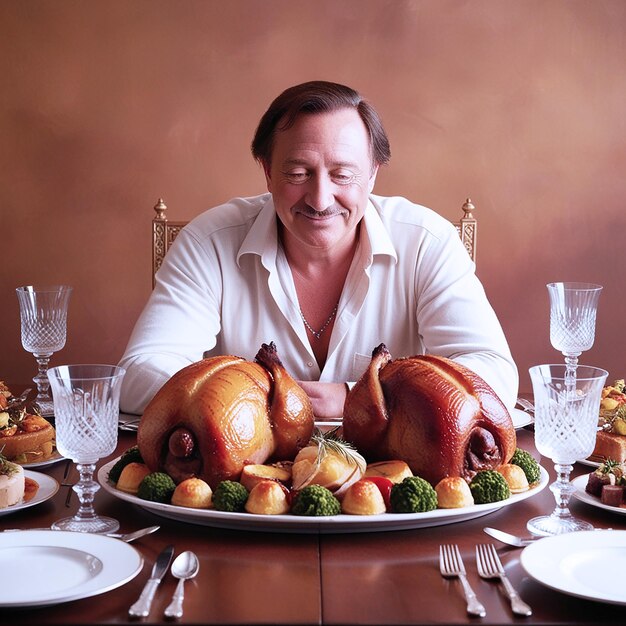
[528,363,607,536]
[547,282,602,371]
[47,364,126,534]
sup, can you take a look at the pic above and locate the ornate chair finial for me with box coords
[154,198,167,220]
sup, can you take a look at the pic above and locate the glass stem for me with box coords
[550,463,575,519]
[72,463,100,521]
[563,353,580,399]
[33,353,52,401]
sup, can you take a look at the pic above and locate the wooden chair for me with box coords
[152,197,477,286]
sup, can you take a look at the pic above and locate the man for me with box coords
[119,81,518,417]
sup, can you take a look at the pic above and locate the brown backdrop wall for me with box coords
[2,0,625,394]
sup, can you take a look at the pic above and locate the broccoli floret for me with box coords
[108,446,144,484]
[213,480,249,512]
[470,470,510,504]
[291,485,341,516]
[510,448,541,485]
[137,472,176,503]
[390,476,438,513]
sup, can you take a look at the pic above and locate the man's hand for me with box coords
[297,381,348,421]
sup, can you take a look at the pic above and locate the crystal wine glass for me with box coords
[547,282,602,372]
[527,363,607,536]
[16,285,72,417]
[47,364,126,534]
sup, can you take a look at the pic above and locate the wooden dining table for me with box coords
[2,420,626,625]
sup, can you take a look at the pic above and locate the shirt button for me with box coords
[307,362,314,367]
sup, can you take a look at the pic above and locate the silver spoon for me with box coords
[164,551,200,619]
[483,527,540,548]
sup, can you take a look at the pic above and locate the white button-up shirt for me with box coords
[119,193,518,414]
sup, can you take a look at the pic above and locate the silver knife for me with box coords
[129,544,175,617]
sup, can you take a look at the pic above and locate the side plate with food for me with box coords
[0,470,59,517]
[572,461,626,516]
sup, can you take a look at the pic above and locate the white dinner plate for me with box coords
[316,408,533,431]
[511,408,533,429]
[571,473,626,515]
[98,460,548,534]
[521,530,626,604]
[0,470,59,517]
[0,530,143,607]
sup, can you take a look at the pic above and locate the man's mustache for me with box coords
[296,205,346,218]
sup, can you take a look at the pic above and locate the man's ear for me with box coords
[262,160,273,193]
[368,164,379,193]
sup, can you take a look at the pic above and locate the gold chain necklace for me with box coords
[299,303,338,339]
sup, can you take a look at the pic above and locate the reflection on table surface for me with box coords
[2,427,626,624]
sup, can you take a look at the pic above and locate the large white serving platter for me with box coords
[98,460,548,534]
[0,530,143,607]
[0,470,59,517]
[521,530,626,604]
[572,473,626,516]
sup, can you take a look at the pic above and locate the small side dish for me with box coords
[0,454,25,508]
[0,381,56,464]
[593,379,626,463]
[585,459,626,508]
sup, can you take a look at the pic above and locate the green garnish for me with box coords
[600,459,621,474]
[309,427,367,476]
[0,450,19,477]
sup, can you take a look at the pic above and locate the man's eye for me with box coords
[332,172,356,185]
[283,171,308,183]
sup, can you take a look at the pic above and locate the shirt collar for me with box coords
[236,194,398,266]
[362,197,398,263]
[236,194,278,268]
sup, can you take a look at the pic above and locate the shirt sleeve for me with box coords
[414,221,519,411]
[118,229,222,414]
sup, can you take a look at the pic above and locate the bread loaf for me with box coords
[592,431,626,463]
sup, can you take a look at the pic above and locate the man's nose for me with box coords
[305,176,334,212]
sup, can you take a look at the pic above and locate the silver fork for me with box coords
[516,397,535,414]
[439,544,486,617]
[476,543,532,616]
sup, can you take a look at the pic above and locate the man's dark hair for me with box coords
[251,81,391,167]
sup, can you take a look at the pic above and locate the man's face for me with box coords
[263,108,378,253]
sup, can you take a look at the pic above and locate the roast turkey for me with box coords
[342,344,516,485]
[137,342,314,488]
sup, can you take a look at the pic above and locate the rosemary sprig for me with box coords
[310,427,366,474]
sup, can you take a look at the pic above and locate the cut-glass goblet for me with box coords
[528,363,607,536]
[47,364,126,534]
[16,285,72,417]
